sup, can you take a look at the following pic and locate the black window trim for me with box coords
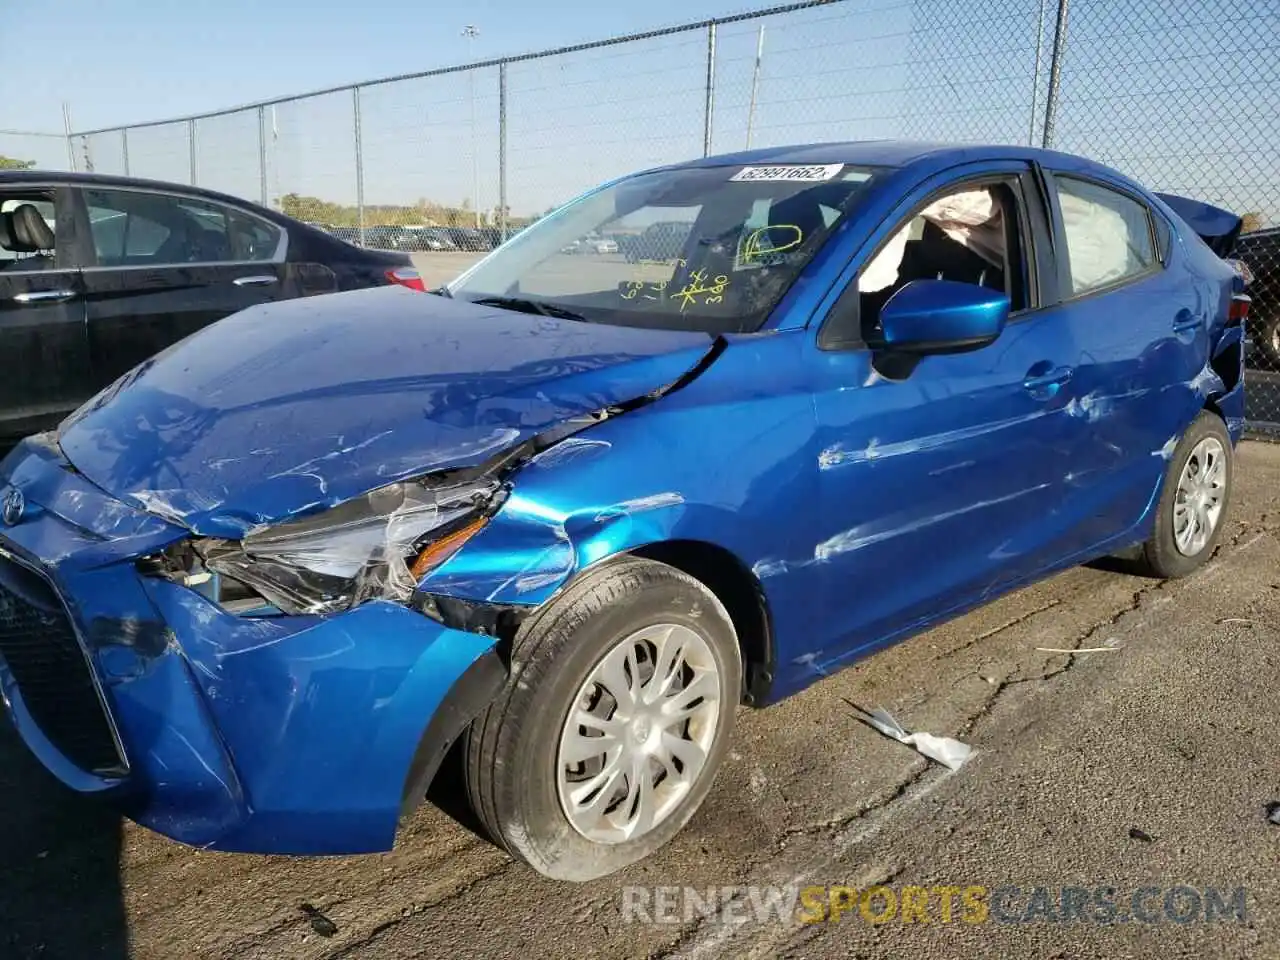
[71,183,288,271]
[817,166,1042,352]
[1042,170,1164,305]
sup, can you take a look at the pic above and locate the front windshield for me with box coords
[448,163,883,333]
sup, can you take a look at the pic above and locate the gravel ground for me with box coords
[0,318,1277,959]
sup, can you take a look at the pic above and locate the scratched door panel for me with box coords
[806,315,1081,670]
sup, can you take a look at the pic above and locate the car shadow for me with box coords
[0,717,128,959]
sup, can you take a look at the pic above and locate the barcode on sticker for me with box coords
[730,164,844,183]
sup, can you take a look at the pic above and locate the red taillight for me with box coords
[386,267,426,292]
[1230,294,1251,323]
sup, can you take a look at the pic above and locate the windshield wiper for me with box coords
[469,296,589,323]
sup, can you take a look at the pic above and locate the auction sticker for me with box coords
[730,164,844,182]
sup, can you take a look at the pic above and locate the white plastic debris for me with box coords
[1035,645,1120,654]
[853,706,973,771]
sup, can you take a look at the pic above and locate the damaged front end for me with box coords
[158,472,508,616]
[0,317,727,856]
[0,436,515,854]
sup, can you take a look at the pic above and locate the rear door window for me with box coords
[1054,177,1156,296]
[83,188,283,266]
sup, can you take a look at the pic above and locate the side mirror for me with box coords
[878,279,1010,355]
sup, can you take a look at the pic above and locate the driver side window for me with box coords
[823,179,1030,348]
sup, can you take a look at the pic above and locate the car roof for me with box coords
[0,169,276,214]
[653,139,1131,182]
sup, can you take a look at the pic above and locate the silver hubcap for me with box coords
[556,623,721,844]
[1173,436,1226,556]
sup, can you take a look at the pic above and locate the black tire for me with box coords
[1135,411,1233,578]
[1258,314,1280,370]
[463,556,741,881]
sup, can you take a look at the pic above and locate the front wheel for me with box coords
[1135,411,1233,578]
[463,557,741,881]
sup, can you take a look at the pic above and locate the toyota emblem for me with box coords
[2,487,24,526]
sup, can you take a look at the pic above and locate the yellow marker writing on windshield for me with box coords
[741,224,803,263]
[672,269,730,312]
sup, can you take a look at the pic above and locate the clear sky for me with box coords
[5,0,760,132]
[4,0,1276,225]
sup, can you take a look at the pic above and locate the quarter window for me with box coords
[84,189,282,267]
[1056,177,1155,296]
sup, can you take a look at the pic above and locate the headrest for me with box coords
[6,204,55,252]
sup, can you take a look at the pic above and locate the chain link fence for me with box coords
[1046,0,1280,435]
[5,0,1278,432]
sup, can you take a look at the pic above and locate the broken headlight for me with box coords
[197,475,503,615]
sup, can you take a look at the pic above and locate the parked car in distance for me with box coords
[441,227,484,252]
[0,142,1247,884]
[358,225,408,250]
[1232,226,1279,367]
[619,220,693,262]
[0,171,426,442]
[326,224,359,244]
[391,226,458,252]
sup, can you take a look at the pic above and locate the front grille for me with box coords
[0,557,124,776]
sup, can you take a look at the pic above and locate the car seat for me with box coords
[0,204,56,270]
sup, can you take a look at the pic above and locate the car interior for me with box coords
[0,197,58,271]
[856,183,1027,342]
[85,189,279,266]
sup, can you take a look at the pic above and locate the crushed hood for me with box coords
[59,286,715,538]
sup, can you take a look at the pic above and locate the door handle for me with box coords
[232,274,279,287]
[1023,365,1074,392]
[12,289,76,304]
[1172,312,1201,334]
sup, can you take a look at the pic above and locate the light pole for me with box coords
[462,24,480,228]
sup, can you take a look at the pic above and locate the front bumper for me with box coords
[0,436,504,854]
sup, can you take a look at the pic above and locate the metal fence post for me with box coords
[353,87,366,246]
[257,106,268,207]
[62,103,75,172]
[703,22,717,157]
[498,62,508,242]
[188,119,198,185]
[121,128,130,176]
[1040,0,1070,149]
[745,24,765,149]
[1028,0,1047,146]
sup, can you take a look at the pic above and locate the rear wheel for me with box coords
[1135,411,1233,578]
[1258,314,1280,369]
[463,557,741,881]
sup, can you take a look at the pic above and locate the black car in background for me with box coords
[0,171,424,442]
[1236,227,1280,368]
[392,227,458,252]
[442,227,507,252]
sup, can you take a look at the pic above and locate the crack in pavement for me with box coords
[669,772,954,960]
[317,860,515,959]
[930,598,1067,664]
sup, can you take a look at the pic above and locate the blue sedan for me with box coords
[0,141,1248,881]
